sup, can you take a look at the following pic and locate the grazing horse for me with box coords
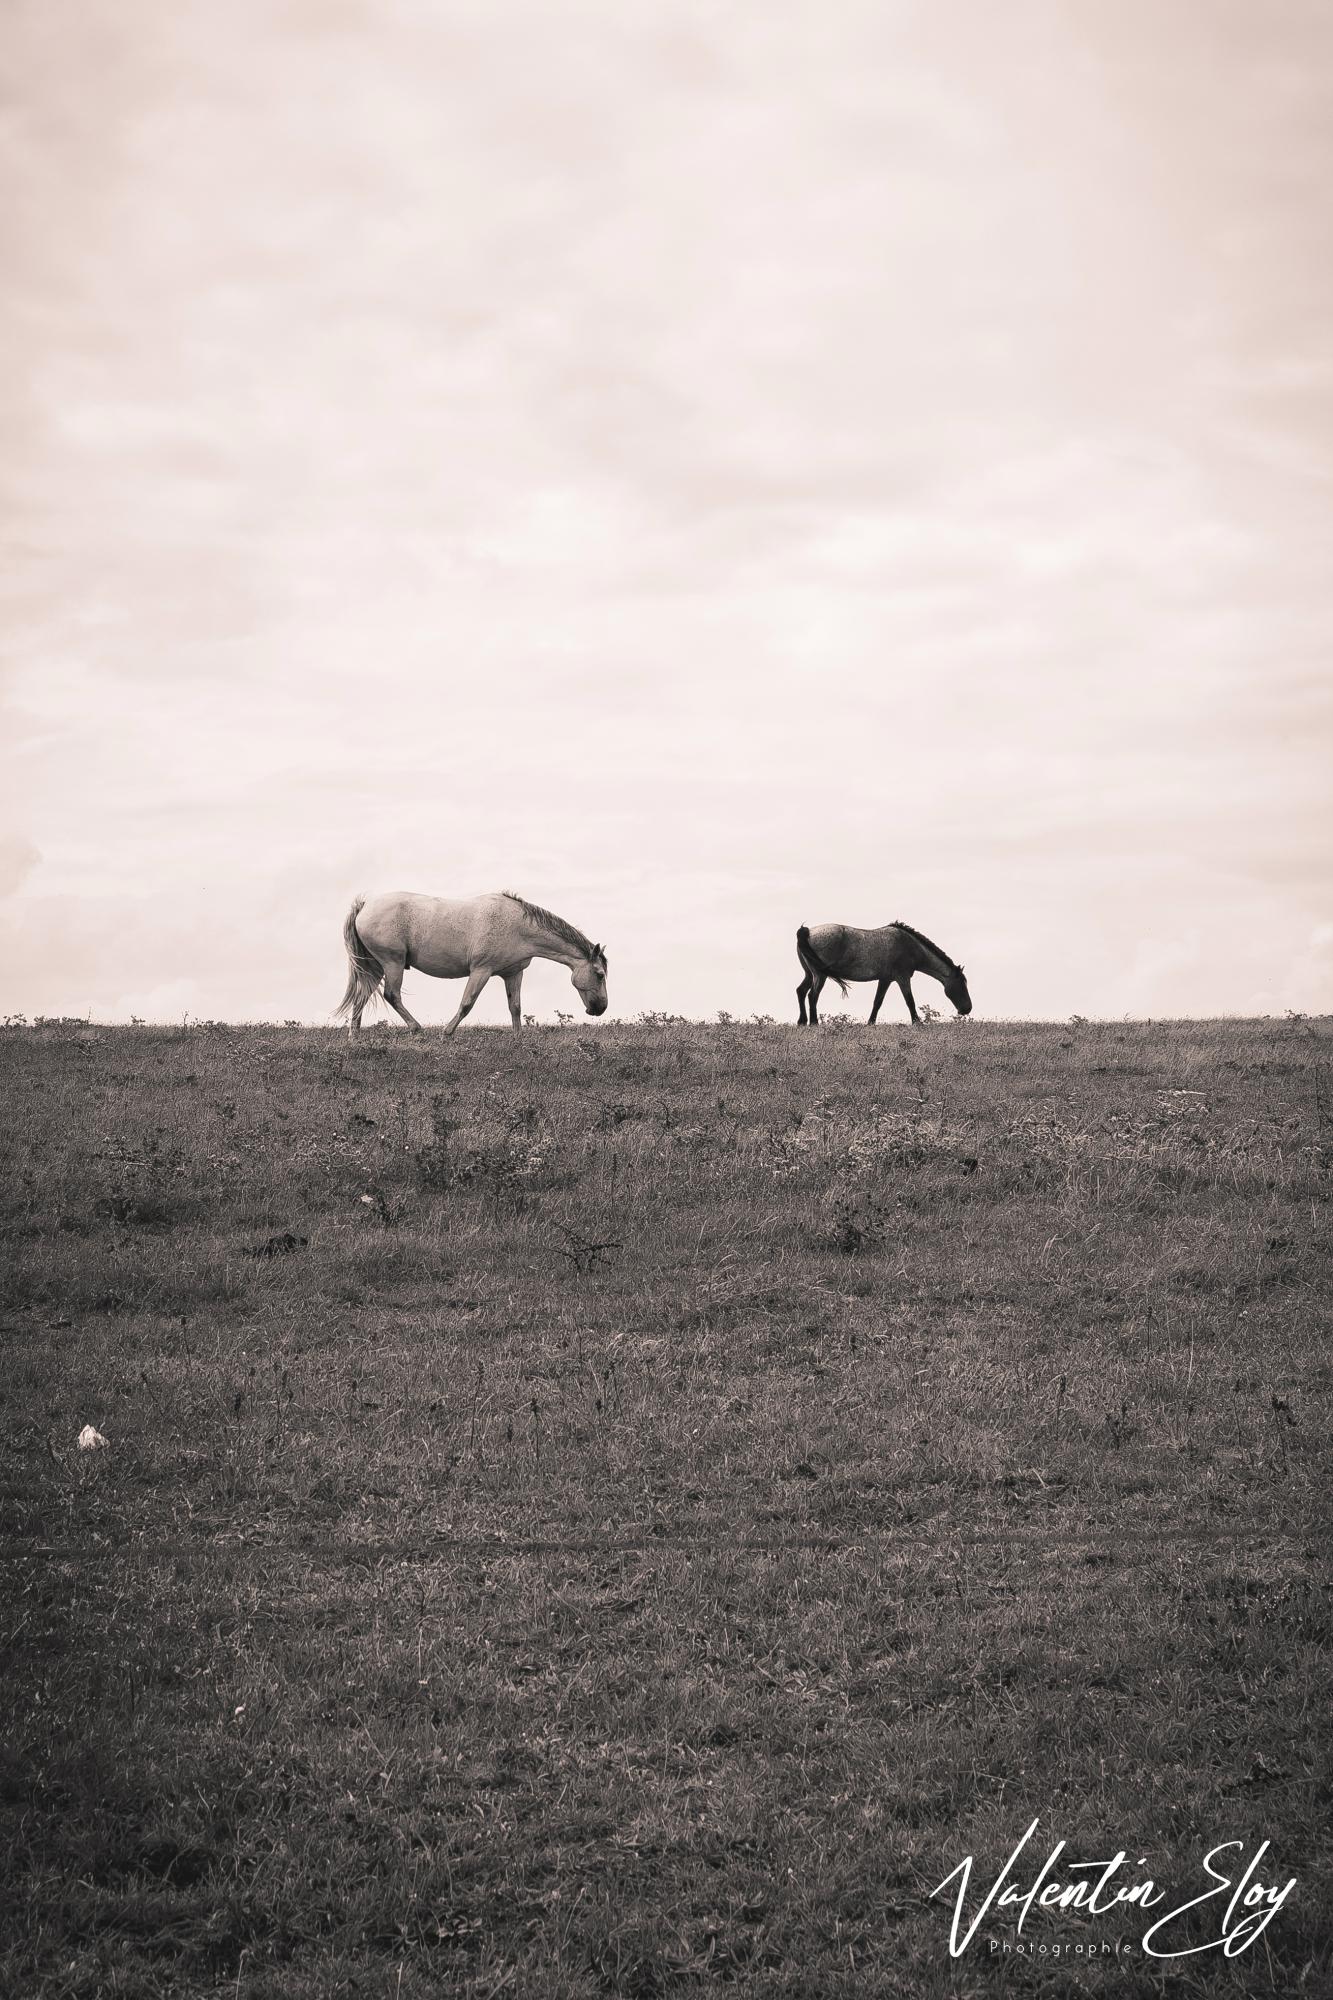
[336,891,608,1040]
[796,920,971,1026]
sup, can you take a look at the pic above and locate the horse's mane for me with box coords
[503,892,600,961]
[892,920,961,975]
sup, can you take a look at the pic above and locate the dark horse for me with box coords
[796,920,972,1025]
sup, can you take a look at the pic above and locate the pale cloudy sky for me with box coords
[3,1,1330,1023]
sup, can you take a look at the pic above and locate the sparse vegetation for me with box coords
[1,1016,1330,1996]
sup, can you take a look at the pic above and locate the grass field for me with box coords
[2,1013,1330,1997]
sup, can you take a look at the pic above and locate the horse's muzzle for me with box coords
[587,998,607,1016]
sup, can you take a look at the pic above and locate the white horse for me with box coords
[336,891,608,1039]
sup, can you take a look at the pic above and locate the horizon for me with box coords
[3,2,1330,1026]
[4,1005,1328,1031]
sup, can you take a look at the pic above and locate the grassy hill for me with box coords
[2,1015,1330,1996]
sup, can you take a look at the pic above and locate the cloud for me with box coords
[0,836,41,899]
[1,1,1330,1020]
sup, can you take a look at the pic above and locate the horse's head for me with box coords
[945,964,972,1016]
[571,946,608,1017]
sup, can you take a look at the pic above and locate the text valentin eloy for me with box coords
[932,1817,1296,1961]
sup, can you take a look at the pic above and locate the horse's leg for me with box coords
[348,996,365,1042]
[797,974,811,1025]
[869,979,889,1025]
[443,970,490,1037]
[898,974,919,1023]
[380,957,424,1033]
[504,970,524,1030]
[808,972,825,1026]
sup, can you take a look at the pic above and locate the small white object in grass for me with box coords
[77,1425,108,1451]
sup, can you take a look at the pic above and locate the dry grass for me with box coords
[1,1014,1330,1996]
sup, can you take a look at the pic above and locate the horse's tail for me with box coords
[796,924,849,996]
[334,897,384,1020]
